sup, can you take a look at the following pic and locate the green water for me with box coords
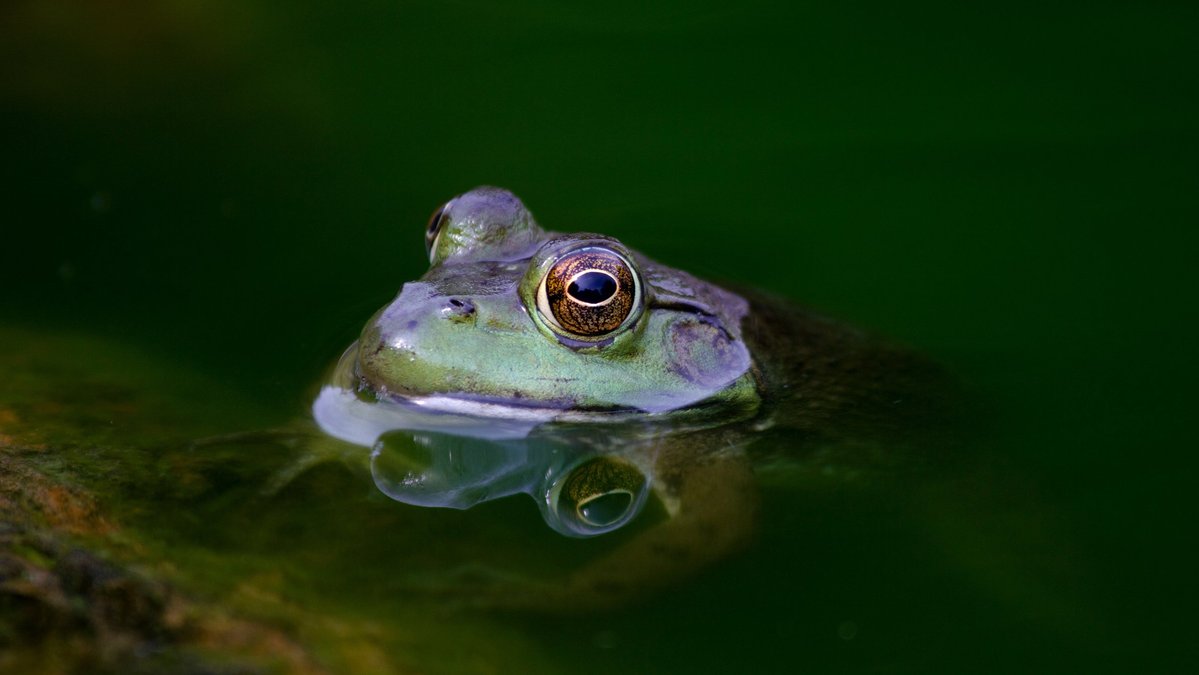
[2,1,1195,672]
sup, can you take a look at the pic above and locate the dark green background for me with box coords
[2,1,1196,672]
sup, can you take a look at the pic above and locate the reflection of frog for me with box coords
[314,186,953,609]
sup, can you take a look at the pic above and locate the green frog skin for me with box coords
[314,186,952,610]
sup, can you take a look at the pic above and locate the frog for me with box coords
[311,186,955,610]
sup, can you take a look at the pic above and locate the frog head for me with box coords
[352,187,759,423]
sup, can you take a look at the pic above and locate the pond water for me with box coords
[2,1,1195,673]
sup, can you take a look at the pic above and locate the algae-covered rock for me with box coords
[0,328,327,673]
[0,328,565,675]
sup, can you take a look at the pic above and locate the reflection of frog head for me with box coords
[370,429,651,537]
[351,186,760,422]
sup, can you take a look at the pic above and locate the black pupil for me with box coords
[568,271,617,304]
[579,492,632,526]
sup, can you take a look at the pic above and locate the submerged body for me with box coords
[315,187,953,606]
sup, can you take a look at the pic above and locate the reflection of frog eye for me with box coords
[424,203,450,261]
[537,248,639,338]
[553,456,648,536]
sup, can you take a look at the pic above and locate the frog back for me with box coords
[739,291,961,455]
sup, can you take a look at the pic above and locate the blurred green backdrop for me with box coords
[2,0,1196,672]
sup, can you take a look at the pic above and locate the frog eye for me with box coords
[424,203,450,261]
[536,247,640,338]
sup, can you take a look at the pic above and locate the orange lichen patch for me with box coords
[41,485,116,536]
[0,455,115,536]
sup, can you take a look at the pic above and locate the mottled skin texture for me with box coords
[337,187,954,610]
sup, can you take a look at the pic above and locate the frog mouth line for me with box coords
[390,392,643,423]
[380,388,752,427]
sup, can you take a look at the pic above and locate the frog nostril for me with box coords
[441,298,476,322]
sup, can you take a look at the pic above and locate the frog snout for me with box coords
[440,297,476,323]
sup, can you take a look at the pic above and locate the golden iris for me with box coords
[539,248,637,337]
